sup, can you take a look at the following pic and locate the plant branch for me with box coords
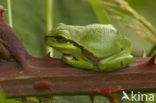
[46,0,53,56]
[114,0,156,35]
[7,0,13,27]
[115,0,156,44]
[89,0,111,24]
[102,0,156,45]
[46,0,53,33]
[0,57,156,98]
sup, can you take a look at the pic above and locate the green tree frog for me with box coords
[45,23,134,71]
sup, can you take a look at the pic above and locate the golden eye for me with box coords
[56,36,67,43]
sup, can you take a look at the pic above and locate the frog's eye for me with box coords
[56,36,67,43]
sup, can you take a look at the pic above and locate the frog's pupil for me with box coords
[55,36,67,43]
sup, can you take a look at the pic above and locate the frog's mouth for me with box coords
[45,36,70,47]
[45,36,81,54]
[46,36,68,43]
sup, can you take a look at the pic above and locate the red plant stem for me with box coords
[0,9,33,69]
[0,58,155,98]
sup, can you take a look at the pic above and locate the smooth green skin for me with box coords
[45,23,134,71]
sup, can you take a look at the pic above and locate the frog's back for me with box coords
[60,24,130,57]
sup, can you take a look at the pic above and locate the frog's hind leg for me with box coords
[62,55,95,70]
[97,51,134,71]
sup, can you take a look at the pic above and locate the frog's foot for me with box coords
[62,55,95,70]
[97,54,134,71]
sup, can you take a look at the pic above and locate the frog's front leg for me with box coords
[97,50,134,71]
[62,55,95,70]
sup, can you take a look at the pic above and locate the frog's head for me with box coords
[45,23,81,54]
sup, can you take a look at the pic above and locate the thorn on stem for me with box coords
[43,52,53,60]
[148,53,156,64]
[139,53,156,67]
[93,88,121,103]
[142,48,146,58]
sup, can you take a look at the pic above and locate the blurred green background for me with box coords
[0,0,156,103]
[1,0,156,57]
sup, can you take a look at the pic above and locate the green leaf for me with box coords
[0,87,22,103]
[0,88,6,103]
[89,0,111,24]
[94,96,110,103]
[53,0,98,25]
[54,96,91,103]
[26,97,39,103]
[6,99,22,103]
[1,0,46,56]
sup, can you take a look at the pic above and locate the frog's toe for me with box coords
[62,56,95,70]
[63,56,73,61]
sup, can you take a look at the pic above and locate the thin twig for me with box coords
[7,0,13,27]
[46,0,53,56]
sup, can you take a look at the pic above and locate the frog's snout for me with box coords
[45,36,51,42]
